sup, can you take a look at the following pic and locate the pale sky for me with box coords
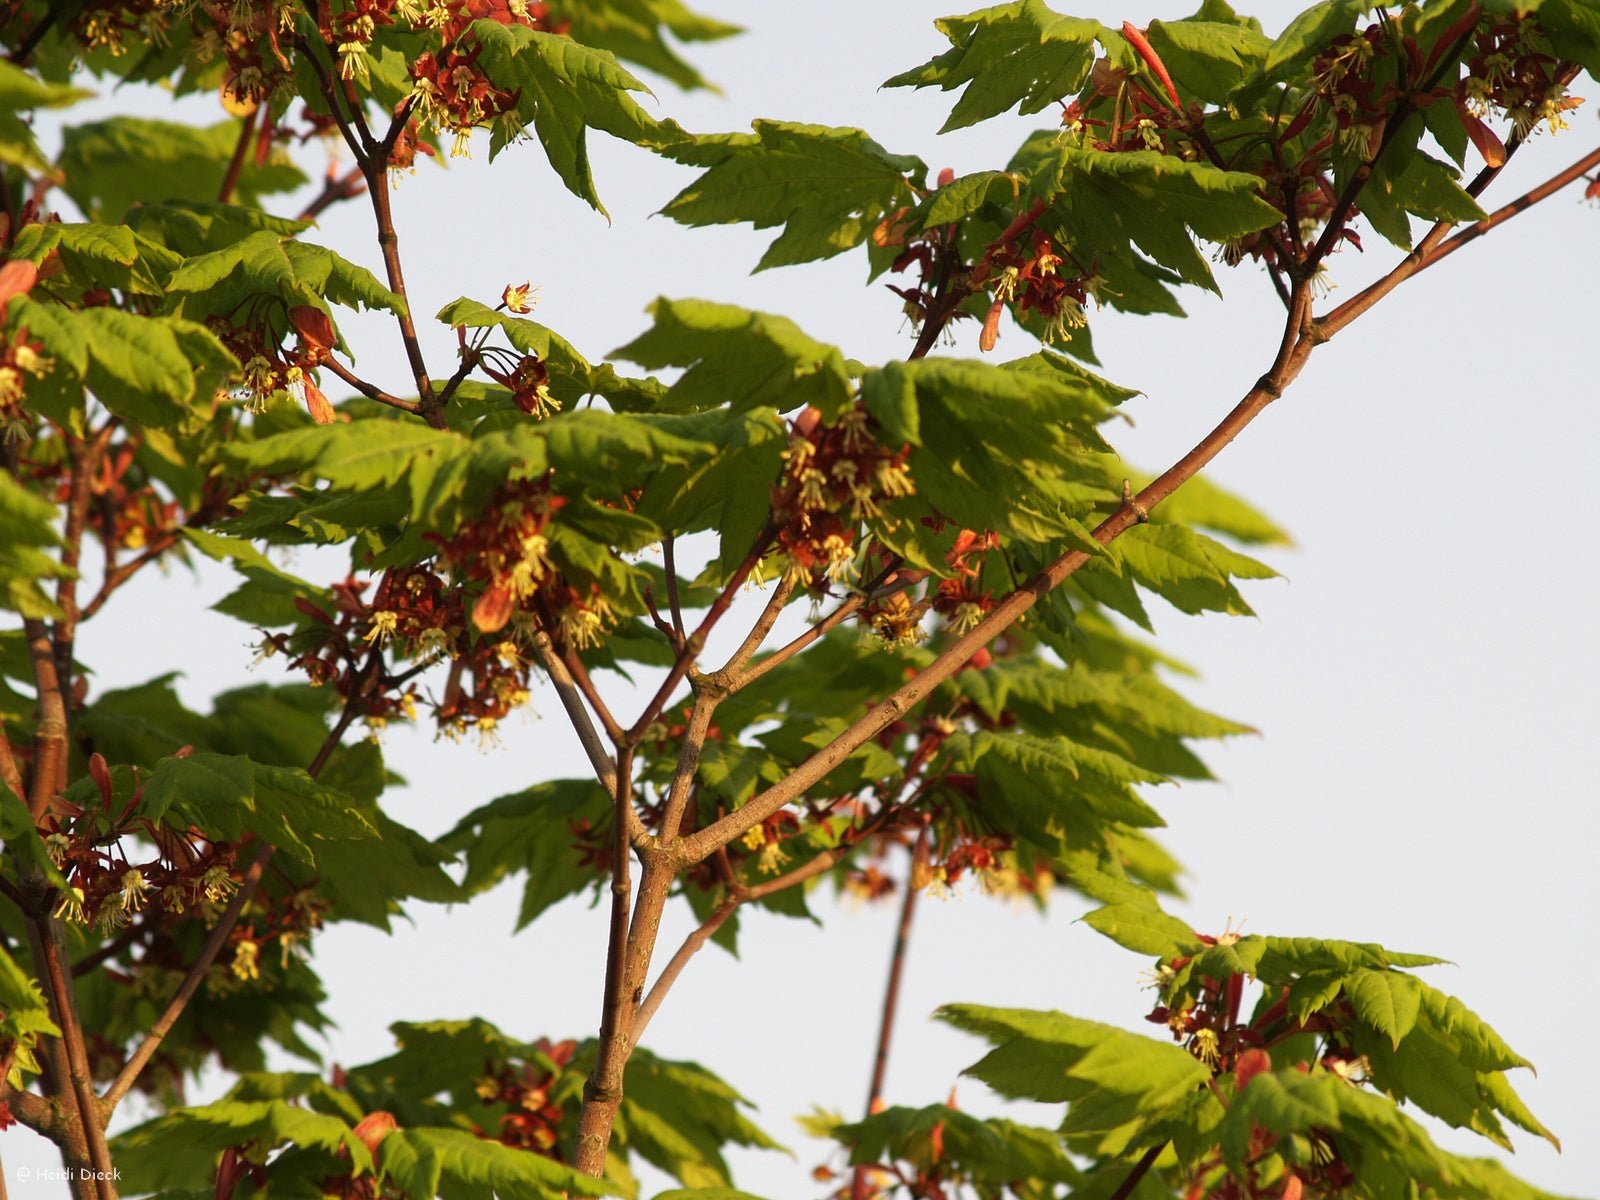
[8,2,1598,1196]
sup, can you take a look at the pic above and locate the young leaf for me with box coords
[613,297,854,417]
[883,0,1100,131]
[471,21,692,213]
[660,122,925,270]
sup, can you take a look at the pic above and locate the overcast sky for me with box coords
[8,2,1599,1196]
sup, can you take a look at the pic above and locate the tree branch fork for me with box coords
[557,133,1599,1175]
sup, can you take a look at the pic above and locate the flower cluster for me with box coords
[209,303,336,423]
[472,1039,577,1152]
[1459,14,1582,153]
[771,405,913,590]
[1060,54,1191,156]
[928,529,998,635]
[400,1,566,156]
[432,477,614,651]
[0,327,52,440]
[38,753,243,933]
[977,230,1100,350]
[217,885,325,987]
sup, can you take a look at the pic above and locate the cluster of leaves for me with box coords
[816,915,1565,1200]
[108,1016,778,1200]
[0,0,1589,1194]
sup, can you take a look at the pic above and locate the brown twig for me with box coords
[102,842,273,1112]
[563,648,625,745]
[530,634,617,791]
[52,425,114,702]
[851,826,931,1200]
[79,531,182,622]
[7,7,56,65]
[298,35,441,427]
[655,694,718,843]
[628,895,736,1048]
[1108,1143,1166,1200]
[26,916,116,1195]
[321,356,423,415]
[217,110,259,205]
[625,526,777,743]
[731,591,865,690]
[105,707,356,1111]
[0,723,24,801]
[297,164,367,223]
[1320,138,1600,336]
[23,618,68,821]
[712,574,796,682]
[662,535,686,641]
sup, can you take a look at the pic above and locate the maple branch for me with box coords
[0,721,23,801]
[296,164,367,222]
[1320,138,1600,337]
[564,647,625,746]
[103,843,274,1113]
[731,592,862,690]
[23,617,67,820]
[575,848,675,1174]
[322,355,423,415]
[729,557,906,691]
[678,282,1318,865]
[217,109,258,205]
[712,573,796,682]
[657,694,718,843]
[26,915,116,1195]
[851,827,931,1200]
[531,632,648,852]
[298,34,440,427]
[106,705,357,1112]
[591,743,636,1066]
[626,525,777,743]
[53,425,114,698]
[662,534,686,641]
[864,830,928,1109]
[628,894,736,1048]
[79,530,182,622]
[1109,1143,1166,1200]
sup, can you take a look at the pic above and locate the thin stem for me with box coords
[851,828,930,1200]
[23,618,68,821]
[656,694,717,843]
[732,593,865,690]
[1108,1143,1166,1200]
[105,707,356,1111]
[7,7,56,65]
[298,34,440,426]
[1320,139,1600,336]
[296,165,367,223]
[590,745,637,1080]
[27,917,116,1195]
[628,895,736,1048]
[103,844,273,1113]
[53,425,113,702]
[217,110,258,205]
[321,356,422,415]
[625,527,778,744]
[0,722,24,800]
[563,648,625,746]
[711,575,796,683]
[79,531,181,622]
[530,634,617,791]
[864,832,927,1111]
[662,535,686,641]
